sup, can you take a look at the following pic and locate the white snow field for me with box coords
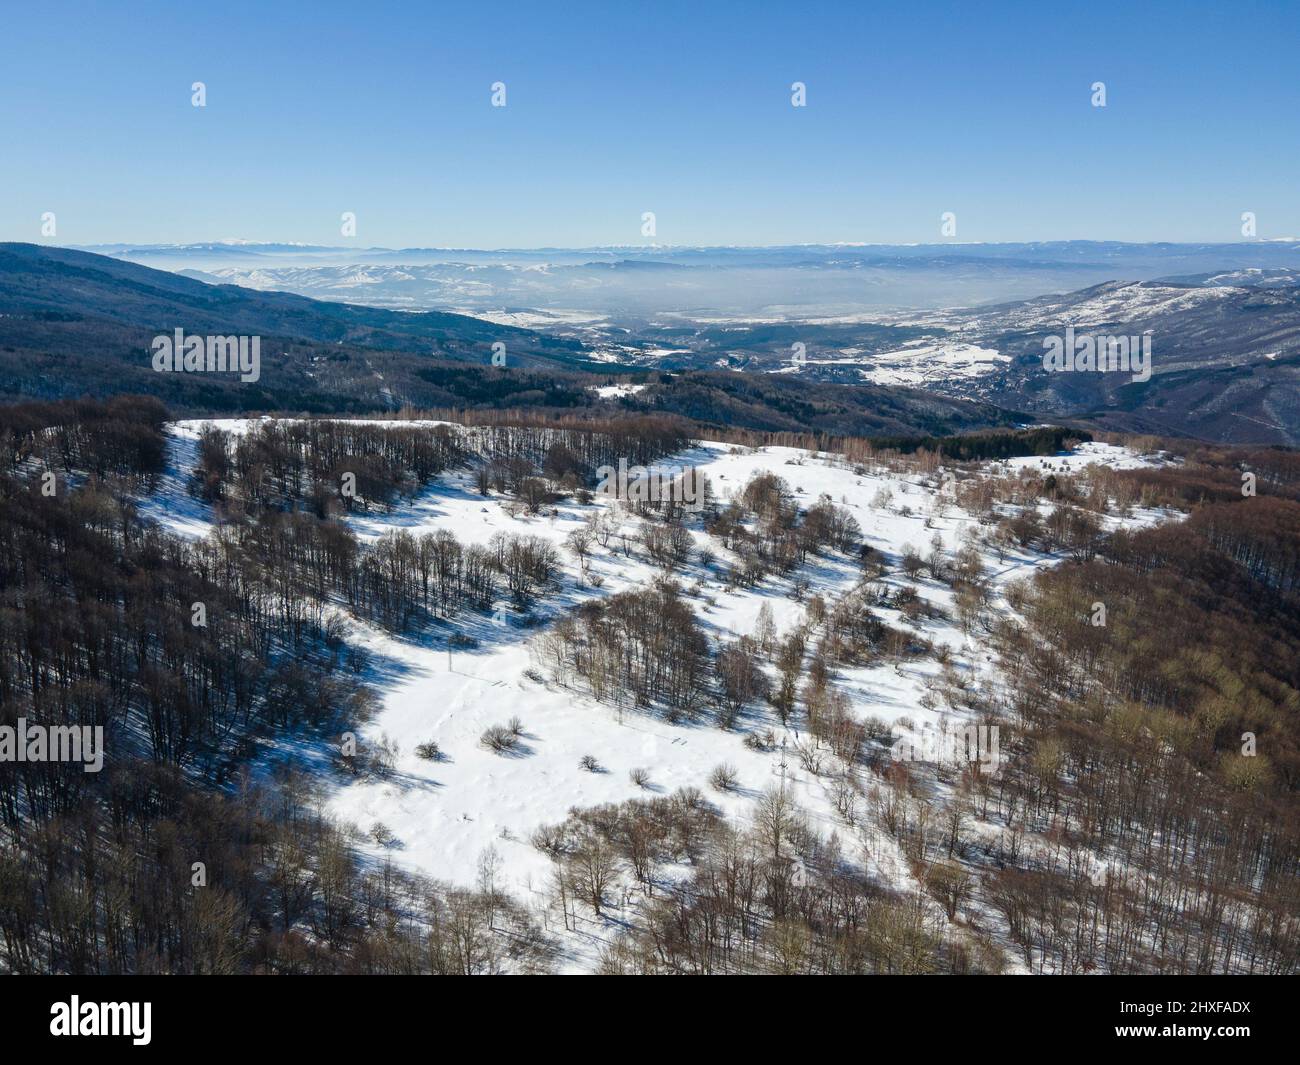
[140,419,1171,970]
[855,341,1011,387]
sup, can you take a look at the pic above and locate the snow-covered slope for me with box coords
[139,420,1171,971]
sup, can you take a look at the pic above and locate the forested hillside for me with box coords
[0,397,1294,973]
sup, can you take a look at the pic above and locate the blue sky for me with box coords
[2,0,1297,247]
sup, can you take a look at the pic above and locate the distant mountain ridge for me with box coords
[75,239,1300,316]
[7,242,1294,444]
[0,242,602,412]
[930,279,1300,445]
[0,243,1018,439]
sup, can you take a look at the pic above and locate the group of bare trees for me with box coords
[536,581,713,720]
[462,414,690,476]
[193,419,465,516]
[531,786,980,974]
[0,395,169,484]
[192,414,695,523]
[0,401,553,972]
[0,466,414,971]
[705,473,862,586]
[347,529,561,629]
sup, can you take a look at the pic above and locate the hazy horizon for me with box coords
[52,237,1300,253]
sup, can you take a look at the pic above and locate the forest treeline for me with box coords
[863,425,1091,461]
[399,404,1091,468]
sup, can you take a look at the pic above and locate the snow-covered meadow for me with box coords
[139,418,1171,970]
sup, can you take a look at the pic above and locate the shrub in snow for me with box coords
[481,725,518,754]
[367,734,399,777]
[709,763,738,792]
[530,823,567,858]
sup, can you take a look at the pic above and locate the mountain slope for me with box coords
[0,241,593,358]
[0,243,614,412]
[939,280,1300,445]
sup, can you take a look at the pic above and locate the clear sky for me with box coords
[2,0,1297,248]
